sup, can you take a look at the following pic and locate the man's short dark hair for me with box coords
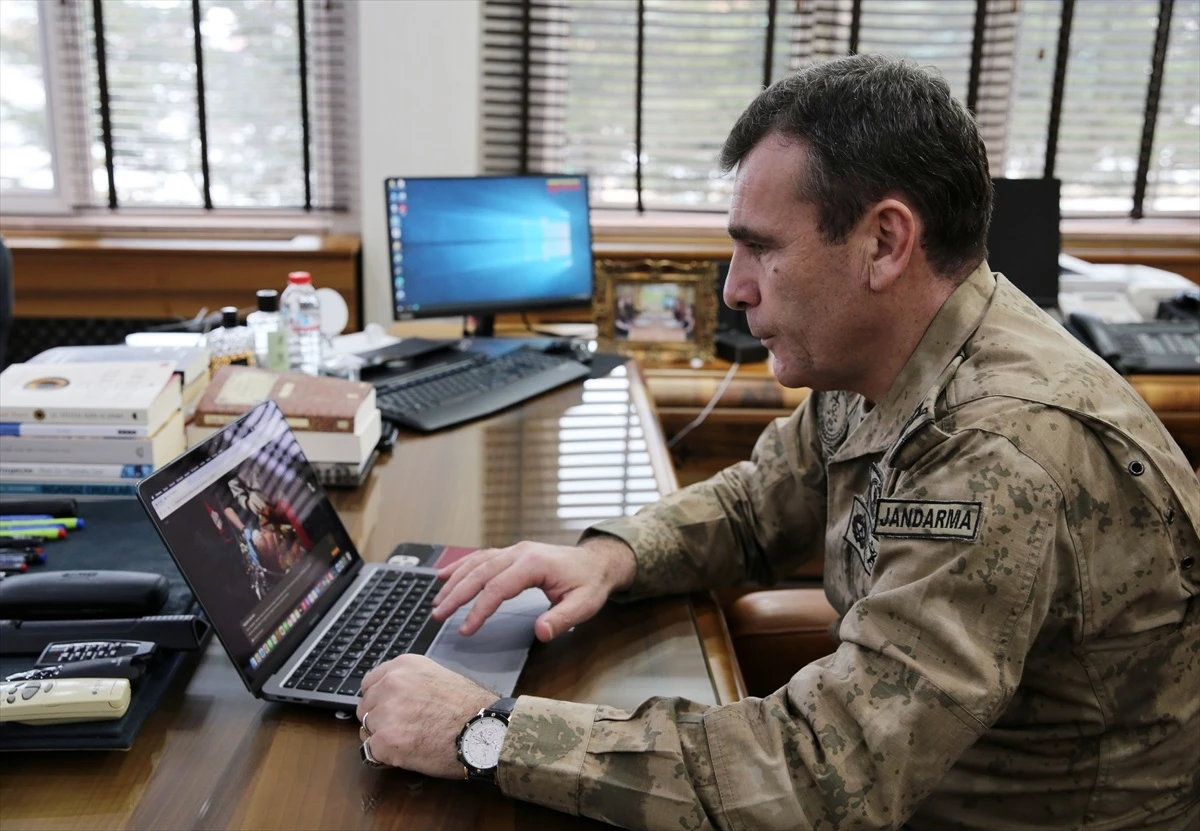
[720,54,993,279]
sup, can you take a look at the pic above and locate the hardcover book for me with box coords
[185,408,382,464]
[0,362,182,431]
[192,366,376,434]
[29,344,210,387]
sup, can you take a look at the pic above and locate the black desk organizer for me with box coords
[0,498,211,751]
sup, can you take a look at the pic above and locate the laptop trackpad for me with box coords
[425,589,550,694]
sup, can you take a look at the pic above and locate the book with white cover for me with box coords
[0,422,151,438]
[0,462,154,479]
[0,362,182,431]
[29,344,210,386]
[0,480,140,497]
[185,407,382,464]
[0,411,186,467]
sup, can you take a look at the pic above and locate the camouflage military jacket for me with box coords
[495,262,1200,831]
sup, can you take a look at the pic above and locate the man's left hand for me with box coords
[356,654,497,778]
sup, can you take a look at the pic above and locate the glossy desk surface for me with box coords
[0,363,735,831]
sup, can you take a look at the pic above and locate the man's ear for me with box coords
[865,198,916,293]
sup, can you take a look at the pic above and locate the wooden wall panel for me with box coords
[4,234,362,330]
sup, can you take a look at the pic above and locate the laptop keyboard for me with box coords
[282,571,439,697]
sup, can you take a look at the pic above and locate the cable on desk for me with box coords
[667,362,741,449]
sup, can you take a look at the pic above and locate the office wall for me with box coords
[357,0,482,327]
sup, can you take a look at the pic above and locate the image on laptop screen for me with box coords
[139,401,361,688]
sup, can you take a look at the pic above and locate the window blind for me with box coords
[50,0,352,212]
[481,0,1200,218]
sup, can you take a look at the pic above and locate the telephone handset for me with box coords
[1067,313,1123,366]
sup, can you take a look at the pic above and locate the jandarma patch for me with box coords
[874,499,983,540]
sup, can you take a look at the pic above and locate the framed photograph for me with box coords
[594,258,718,363]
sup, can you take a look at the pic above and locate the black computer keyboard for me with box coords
[375,348,591,432]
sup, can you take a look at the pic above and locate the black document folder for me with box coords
[0,498,211,751]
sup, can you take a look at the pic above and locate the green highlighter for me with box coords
[0,517,86,530]
[0,527,68,539]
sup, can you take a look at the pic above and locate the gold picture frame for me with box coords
[593,258,718,363]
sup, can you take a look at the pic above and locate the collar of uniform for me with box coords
[831,260,996,462]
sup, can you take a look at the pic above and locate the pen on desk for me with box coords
[0,547,45,565]
[0,498,77,518]
[0,536,46,550]
[0,555,29,573]
[0,527,67,540]
[0,517,85,530]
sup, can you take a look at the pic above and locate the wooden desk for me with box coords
[0,364,742,831]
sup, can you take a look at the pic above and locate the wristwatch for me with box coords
[456,697,516,783]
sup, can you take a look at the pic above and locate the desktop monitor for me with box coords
[385,175,594,333]
[987,178,1061,308]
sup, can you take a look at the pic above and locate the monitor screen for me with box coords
[987,178,1061,308]
[385,175,594,321]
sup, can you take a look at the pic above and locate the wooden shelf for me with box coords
[4,233,362,329]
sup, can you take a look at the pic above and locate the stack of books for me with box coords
[0,361,187,497]
[185,366,382,488]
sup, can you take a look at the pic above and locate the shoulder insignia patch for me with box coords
[874,499,983,541]
[817,390,850,457]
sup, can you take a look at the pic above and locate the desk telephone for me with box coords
[1067,313,1200,375]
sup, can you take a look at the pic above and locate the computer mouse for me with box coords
[545,339,594,364]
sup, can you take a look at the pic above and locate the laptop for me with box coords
[136,399,548,709]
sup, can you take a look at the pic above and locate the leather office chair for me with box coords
[719,551,841,697]
[723,587,840,696]
[0,236,13,370]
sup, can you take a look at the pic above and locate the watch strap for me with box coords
[485,697,516,719]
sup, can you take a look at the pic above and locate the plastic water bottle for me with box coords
[281,271,323,375]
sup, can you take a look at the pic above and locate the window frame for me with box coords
[1,0,76,215]
[0,0,353,234]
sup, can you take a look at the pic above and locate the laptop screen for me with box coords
[138,400,361,691]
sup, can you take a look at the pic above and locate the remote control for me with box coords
[6,656,146,683]
[37,640,156,667]
[0,678,131,725]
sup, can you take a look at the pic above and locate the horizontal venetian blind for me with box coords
[482,0,1199,218]
[1006,0,1199,217]
[1146,0,1200,214]
[54,0,351,211]
[483,0,804,211]
[482,0,1017,211]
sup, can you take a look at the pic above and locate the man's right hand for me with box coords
[430,536,637,642]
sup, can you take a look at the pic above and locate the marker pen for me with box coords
[0,554,29,572]
[0,517,85,530]
[0,536,45,549]
[0,527,67,540]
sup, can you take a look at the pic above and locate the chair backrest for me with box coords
[0,236,13,370]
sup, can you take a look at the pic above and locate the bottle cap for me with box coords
[221,306,240,328]
[288,271,313,285]
[256,289,280,312]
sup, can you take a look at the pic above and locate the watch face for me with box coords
[461,715,507,771]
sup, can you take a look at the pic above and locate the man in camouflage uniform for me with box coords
[357,55,1200,830]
